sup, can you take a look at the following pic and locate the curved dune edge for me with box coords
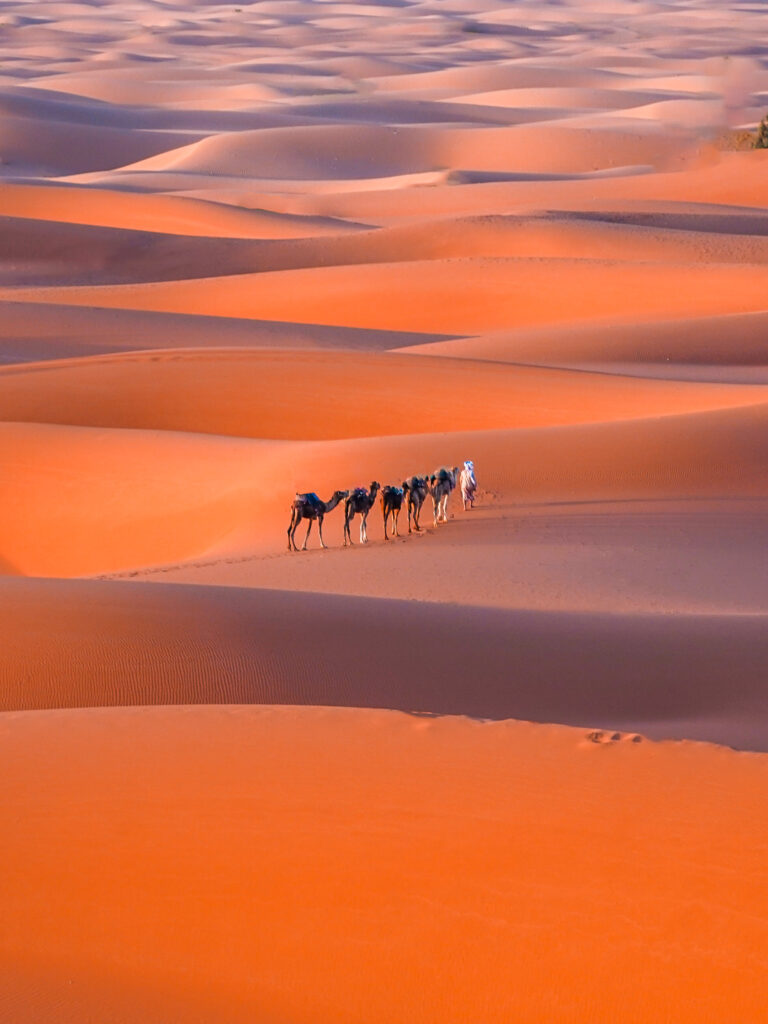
[0,183,356,239]
[13,211,768,292]
[2,578,768,751]
[0,301,446,364]
[2,703,767,1023]
[286,152,768,223]
[401,310,768,372]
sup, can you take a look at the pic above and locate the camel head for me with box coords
[325,489,349,511]
[369,481,381,496]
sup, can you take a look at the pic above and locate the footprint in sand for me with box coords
[585,730,644,746]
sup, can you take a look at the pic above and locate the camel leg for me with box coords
[360,513,366,544]
[383,508,389,540]
[288,509,297,551]
[432,494,439,527]
[302,518,313,551]
[393,508,399,536]
[318,514,326,549]
[407,501,412,534]
[289,509,303,552]
[344,511,353,546]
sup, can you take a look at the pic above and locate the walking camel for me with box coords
[380,485,404,540]
[344,482,380,545]
[402,475,429,533]
[287,490,348,551]
[430,467,460,526]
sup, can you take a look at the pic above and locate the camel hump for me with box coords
[296,491,321,507]
[352,486,368,498]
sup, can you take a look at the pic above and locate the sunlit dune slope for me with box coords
[4,257,768,333]
[2,705,768,1022]
[4,405,768,577]
[0,183,354,239]
[2,348,767,440]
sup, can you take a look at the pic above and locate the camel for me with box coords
[402,475,429,533]
[380,485,404,540]
[429,466,460,526]
[287,490,348,552]
[343,481,380,545]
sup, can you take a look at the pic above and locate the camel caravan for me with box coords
[288,461,477,552]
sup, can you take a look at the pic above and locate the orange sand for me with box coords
[2,0,768,1019]
[2,705,767,1023]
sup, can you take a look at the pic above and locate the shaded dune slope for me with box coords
[408,310,768,376]
[0,302,445,364]
[2,578,767,750]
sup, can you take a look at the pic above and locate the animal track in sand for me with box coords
[584,729,644,746]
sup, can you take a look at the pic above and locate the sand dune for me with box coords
[6,256,768,334]
[283,151,768,223]
[0,301,445,364]
[1,112,200,176]
[120,121,698,180]
[405,310,768,377]
[151,497,768,619]
[3,704,767,1023]
[9,206,768,296]
[0,183,356,238]
[2,348,767,440]
[2,578,768,750]
[4,404,768,577]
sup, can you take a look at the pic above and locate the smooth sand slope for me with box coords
[6,257,768,332]
[407,309,768,381]
[4,347,768,439]
[3,0,768,1019]
[2,705,768,1024]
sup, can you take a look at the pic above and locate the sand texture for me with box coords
[2,0,768,1020]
